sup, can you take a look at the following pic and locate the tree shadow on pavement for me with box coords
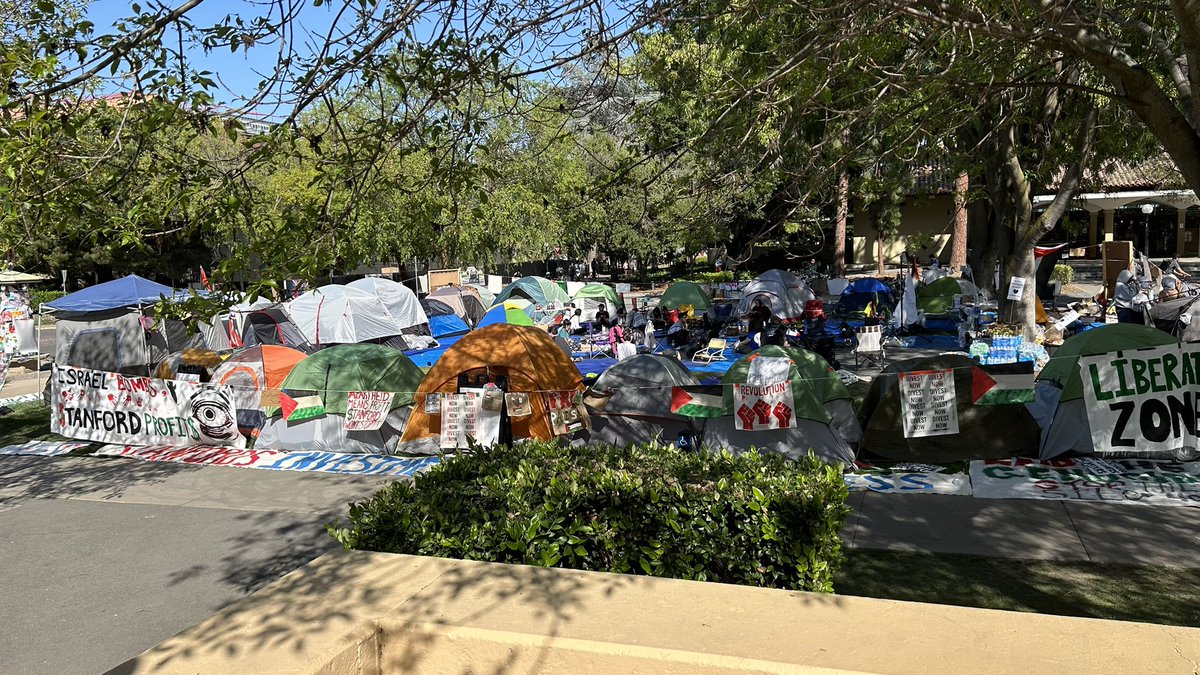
[0,454,200,503]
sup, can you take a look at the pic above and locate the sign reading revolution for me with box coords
[1078,342,1200,455]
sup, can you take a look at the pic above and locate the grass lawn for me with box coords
[0,402,54,445]
[836,549,1200,628]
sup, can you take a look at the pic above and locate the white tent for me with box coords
[347,277,429,332]
[287,285,413,346]
[734,270,816,321]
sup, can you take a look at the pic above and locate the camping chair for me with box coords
[853,324,886,369]
[692,338,730,364]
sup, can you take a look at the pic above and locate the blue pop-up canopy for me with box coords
[45,274,174,313]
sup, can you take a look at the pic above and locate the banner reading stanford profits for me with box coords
[1078,342,1200,455]
[51,365,245,448]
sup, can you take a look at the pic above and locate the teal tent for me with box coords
[495,276,571,305]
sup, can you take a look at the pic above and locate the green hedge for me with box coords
[330,441,850,592]
[30,290,65,311]
[689,271,734,283]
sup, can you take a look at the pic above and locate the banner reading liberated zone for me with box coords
[1078,342,1200,455]
[51,365,244,448]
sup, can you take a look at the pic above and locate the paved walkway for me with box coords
[0,454,391,675]
[843,491,1200,568]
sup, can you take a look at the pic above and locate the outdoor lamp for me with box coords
[1141,204,1156,214]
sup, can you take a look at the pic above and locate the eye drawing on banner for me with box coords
[188,388,241,444]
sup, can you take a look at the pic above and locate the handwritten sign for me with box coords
[1006,276,1027,301]
[899,369,958,438]
[971,458,1200,507]
[733,382,795,431]
[440,392,480,449]
[344,391,394,431]
[51,364,244,448]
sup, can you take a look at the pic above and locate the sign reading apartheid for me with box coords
[970,457,1200,507]
[51,365,244,448]
[899,369,958,438]
[1078,342,1200,455]
[344,391,395,431]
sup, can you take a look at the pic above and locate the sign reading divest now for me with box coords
[1078,342,1200,455]
[899,369,958,438]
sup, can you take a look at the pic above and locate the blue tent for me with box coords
[421,298,470,338]
[838,278,895,315]
[45,275,174,313]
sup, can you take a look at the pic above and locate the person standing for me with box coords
[1113,270,1143,323]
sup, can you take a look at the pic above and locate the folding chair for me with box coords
[853,324,886,369]
[691,337,730,364]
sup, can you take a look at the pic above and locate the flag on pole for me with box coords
[199,266,211,291]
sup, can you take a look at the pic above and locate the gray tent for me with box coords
[859,354,1041,462]
[256,407,413,454]
[1148,294,1200,341]
[54,309,200,376]
[241,307,312,351]
[585,355,702,446]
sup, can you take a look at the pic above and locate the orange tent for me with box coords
[211,345,307,394]
[402,324,583,443]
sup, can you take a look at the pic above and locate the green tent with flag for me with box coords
[659,281,711,311]
[495,276,571,305]
[916,276,968,316]
[1029,323,1178,459]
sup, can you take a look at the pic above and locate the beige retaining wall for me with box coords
[109,550,1200,675]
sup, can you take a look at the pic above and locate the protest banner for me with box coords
[440,392,481,449]
[1077,342,1200,455]
[94,444,440,477]
[51,365,245,448]
[344,391,394,431]
[970,457,1200,507]
[0,353,9,393]
[899,369,958,438]
[844,471,972,496]
[0,441,90,456]
[733,382,795,431]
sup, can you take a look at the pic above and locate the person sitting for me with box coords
[746,298,772,335]
[664,306,681,325]
[569,308,586,335]
[1160,275,1181,301]
[594,303,611,328]
[666,315,690,349]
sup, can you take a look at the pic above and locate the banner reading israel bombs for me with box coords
[1078,342,1200,455]
[51,365,244,448]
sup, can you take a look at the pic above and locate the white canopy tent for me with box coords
[287,285,415,347]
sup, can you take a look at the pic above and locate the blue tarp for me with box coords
[838,278,895,315]
[45,274,174,313]
[429,314,470,338]
[405,334,465,369]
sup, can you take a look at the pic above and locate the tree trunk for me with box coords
[876,231,885,275]
[834,170,849,277]
[1004,238,1039,339]
[950,171,969,271]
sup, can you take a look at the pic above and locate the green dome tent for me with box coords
[1029,324,1178,459]
[916,276,971,316]
[858,353,1041,462]
[573,283,622,309]
[256,344,427,454]
[495,276,570,305]
[659,281,711,311]
[696,345,858,464]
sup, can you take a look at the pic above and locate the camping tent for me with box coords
[346,277,431,334]
[584,355,702,445]
[735,271,816,321]
[428,285,487,326]
[256,344,425,453]
[421,298,472,337]
[1029,324,1178,459]
[240,306,312,351]
[572,283,623,321]
[698,345,859,464]
[477,303,536,327]
[154,348,226,381]
[915,276,973,316]
[837,278,895,315]
[47,275,201,375]
[211,345,308,438]
[400,324,583,451]
[858,354,1041,462]
[288,285,422,348]
[659,281,711,311]
[495,276,571,306]
[465,283,496,308]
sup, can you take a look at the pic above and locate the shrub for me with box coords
[690,271,734,283]
[1051,264,1074,287]
[330,441,850,592]
[30,290,65,311]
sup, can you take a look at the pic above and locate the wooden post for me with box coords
[950,172,968,270]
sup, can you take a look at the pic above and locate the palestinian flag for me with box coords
[971,362,1035,405]
[670,386,724,418]
[279,392,326,421]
